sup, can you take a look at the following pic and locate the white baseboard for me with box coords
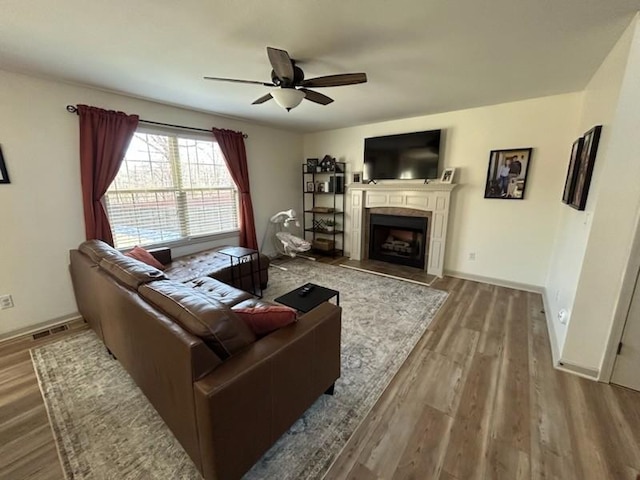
[541,287,562,367]
[0,313,83,343]
[444,270,543,293]
[541,287,599,381]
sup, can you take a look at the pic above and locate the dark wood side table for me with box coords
[274,283,339,313]
[217,246,262,298]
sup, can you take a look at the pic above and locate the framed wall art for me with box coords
[570,125,602,211]
[0,146,10,184]
[562,137,584,204]
[484,148,532,200]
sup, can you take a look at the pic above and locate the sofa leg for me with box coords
[324,383,335,396]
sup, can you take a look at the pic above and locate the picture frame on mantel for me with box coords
[570,125,602,211]
[562,137,584,204]
[484,147,532,200]
[0,145,10,184]
[440,167,455,184]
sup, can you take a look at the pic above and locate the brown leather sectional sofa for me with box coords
[69,240,342,480]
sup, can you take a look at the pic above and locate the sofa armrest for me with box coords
[148,247,172,265]
[193,302,341,480]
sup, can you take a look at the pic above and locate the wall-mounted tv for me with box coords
[363,130,442,181]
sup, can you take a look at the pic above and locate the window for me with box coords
[105,131,239,249]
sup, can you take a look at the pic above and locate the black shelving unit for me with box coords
[302,162,346,257]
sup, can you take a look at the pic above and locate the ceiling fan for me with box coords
[204,47,367,111]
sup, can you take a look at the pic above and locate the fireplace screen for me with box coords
[369,214,428,269]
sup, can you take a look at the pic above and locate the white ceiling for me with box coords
[2,0,639,132]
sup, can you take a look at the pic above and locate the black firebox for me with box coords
[368,214,428,269]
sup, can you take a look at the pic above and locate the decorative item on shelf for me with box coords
[569,125,602,211]
[312,219,325,231]
[352,171,362,184]
[320,155,335,172]
[0,145,10,184]
[324,220,337,232]
[310,206,335,213]
[316,182,325,193]
[440,167,455,184]
[562,137,584,204]
[306,181,315,192]
[306,158,319,173]
[484,148,532,200]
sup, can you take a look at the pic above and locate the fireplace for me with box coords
[369,213,428,269]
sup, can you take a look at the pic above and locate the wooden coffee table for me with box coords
[274,283,340,313]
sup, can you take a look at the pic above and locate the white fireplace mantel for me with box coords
[348,183,457,277]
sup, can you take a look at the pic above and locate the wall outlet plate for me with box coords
[0,294,14,310]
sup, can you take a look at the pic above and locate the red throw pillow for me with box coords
[125,246,165,270]
[234,306,297,336]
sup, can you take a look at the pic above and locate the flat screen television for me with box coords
[363,130,442,181]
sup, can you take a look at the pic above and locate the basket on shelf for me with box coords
[312,238,335,252]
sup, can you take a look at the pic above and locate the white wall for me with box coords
[0,70,302,337]
[560,16,640,372]
[304,93,582,287]
[545,19,636,356]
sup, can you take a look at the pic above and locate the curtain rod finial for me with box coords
[66,105,78,113]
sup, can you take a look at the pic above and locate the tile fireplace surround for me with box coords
[348,183,457,277]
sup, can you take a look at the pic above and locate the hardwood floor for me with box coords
[2,273,640,479]
[0,320,87,480]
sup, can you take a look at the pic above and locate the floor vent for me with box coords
[32,330,51,340]
[32,324,70,340]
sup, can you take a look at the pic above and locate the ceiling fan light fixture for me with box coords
[271,88,305,111]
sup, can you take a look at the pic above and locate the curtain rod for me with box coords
[65,105,248,138]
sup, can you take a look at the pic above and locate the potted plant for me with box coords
[324,219,337,232]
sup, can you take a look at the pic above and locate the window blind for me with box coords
[106,132,239,249]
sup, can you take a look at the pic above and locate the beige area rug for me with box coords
[32,259,448,479]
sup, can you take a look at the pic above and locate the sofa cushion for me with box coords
[187,277,253,307]
[139,280,256,359]
[125,246,166,270]
[99,255,166,289]
[234,306,297,336]
[162,247,270,286]
[163,250,232,283]
[79,239,120,264]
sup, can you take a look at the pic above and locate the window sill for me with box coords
[119,229,240,252]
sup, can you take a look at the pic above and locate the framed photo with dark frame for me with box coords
[305,158,318,173]
[570,125,602,211]
[562,137,584,204]
[306,181,315,192]
[484,148,532,199]
[0,146,10,184]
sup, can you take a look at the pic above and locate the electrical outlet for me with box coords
[468,252,476,261]
[0,295,14,310]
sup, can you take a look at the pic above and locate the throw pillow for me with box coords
[234,306,297,336]
[125,246,165,270]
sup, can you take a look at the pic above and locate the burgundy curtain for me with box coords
[78,105,139,245]
[212,128,258,249]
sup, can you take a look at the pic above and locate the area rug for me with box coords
[32,259,448,479]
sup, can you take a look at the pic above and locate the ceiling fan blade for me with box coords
[252,93,273,105]
[267,47,294,82]
[300,88,334,105]
[300,73,367,88]
[204,76,273,87]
